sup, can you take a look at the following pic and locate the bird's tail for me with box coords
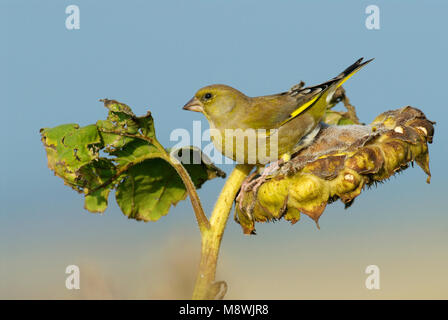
[283,57,373,125]
[333,57,374,89]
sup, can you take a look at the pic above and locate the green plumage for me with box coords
[183,58,372,164]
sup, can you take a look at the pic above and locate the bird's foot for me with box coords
[247,159,284,197]
[236,159,286,222]
[236,171,258,221]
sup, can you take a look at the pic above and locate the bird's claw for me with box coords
[236,159,287,223]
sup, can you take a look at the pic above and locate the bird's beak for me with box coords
[183,97,204,113]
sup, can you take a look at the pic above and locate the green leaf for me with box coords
[85,188,111,213]
[41,99,224,219]
[116,159,187,221]
[40,123,112,191]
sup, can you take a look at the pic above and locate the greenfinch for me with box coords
[183,58,373,165]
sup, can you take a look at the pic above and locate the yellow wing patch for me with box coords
[277,58,373,129]
[290,94,320,118]
[277,93,321,128]
[336,71,355,88]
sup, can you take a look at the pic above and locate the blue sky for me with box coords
[1,0,447,299]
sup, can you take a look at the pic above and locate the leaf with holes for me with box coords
[40,99,225,219]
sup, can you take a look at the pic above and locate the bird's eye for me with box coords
[204,93,213,100]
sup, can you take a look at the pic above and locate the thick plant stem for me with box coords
[192,164,254,300]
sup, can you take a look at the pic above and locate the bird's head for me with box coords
[183,84,247,124]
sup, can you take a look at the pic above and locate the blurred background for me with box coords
[1,0,447,299]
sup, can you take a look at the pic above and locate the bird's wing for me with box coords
[239,58,373,130]
[241,86,329,129]
[278,57,374,127]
